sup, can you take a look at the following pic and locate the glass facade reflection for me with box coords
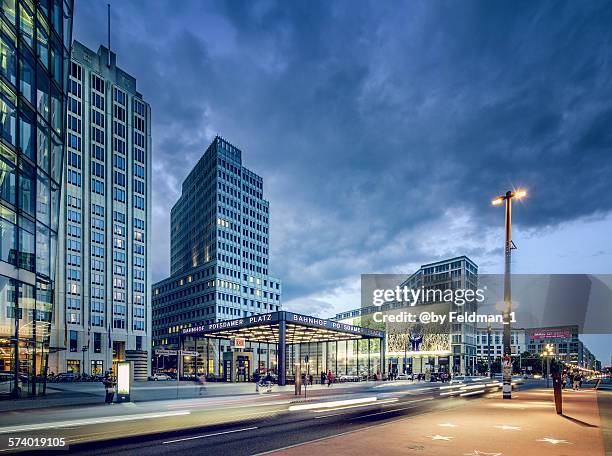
[0,0,74,398]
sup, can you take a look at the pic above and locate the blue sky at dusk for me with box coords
[73,1,612,363]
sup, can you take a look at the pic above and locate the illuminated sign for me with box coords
[116,362,131,402]
[231,338,246,349]
[530,328,572,340]
[180,311,385,339]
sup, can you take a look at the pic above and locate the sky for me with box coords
[73,1,612,364]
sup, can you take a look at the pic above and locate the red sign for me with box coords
[231,337,246,349]
[530,329,572,340]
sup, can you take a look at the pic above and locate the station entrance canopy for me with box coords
[180,311,385,385]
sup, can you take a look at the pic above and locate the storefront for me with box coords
[178,311,386,385]
[0,278,57,398]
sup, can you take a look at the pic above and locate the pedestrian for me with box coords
[562,372,567,389]
[264,372,273,392]
[197,373,207,396]
[308,374,313,386]
[320,372,326,385]
[573,372,579,390]
[103,374,115,404]
[327,370,333,387]
[578,373,583,390]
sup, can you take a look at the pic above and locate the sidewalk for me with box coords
[598,390,612,455]
[271,388,607,456]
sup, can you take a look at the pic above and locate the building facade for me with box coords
[49,41,152,377]
[476,327,526,360]
[0,0,74,396]
[525,326,597,368]
[336,256,479,376]
[152,136,281,376]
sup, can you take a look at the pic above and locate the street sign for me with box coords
[181,350,198,356]
[231,338,246,349]
[155,349,178,356]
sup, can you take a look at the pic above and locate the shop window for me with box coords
[66,359,80,374]
[91,360,103,376]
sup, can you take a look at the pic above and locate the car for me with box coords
[338,374,360,382]
[396,373,412,380]
[0,372,22,398]
[55,372,76,382]
[151,373,171,381]
[429,373,441,382]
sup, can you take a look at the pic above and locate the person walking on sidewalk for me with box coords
[197,373,207,396]
[327,370,334,387]
[573,372,580,390]
[103,374,115,404]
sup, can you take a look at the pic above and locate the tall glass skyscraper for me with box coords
[0,0,74,397]
[49,41,152,379]
[152,137,282,376]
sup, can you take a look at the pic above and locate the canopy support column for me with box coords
[278,320,287,386]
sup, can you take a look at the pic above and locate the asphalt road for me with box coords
[67,386,470,456]
[0,380,546,455]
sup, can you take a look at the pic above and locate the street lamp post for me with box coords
[542,344,555,388]
[487,323,492,378]
[492,189,526,399]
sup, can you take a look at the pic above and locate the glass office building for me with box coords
[49,41,152,379]
[336,256,479,376]
[152,137,282,376]
[0,0,74,397]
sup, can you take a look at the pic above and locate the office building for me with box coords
[0,0,74,396]
[49,41,152,378]
[476,327,526,360]
[152,136,281,376]
[336,256,479,375]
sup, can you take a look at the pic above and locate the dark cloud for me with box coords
[73,0,612,310]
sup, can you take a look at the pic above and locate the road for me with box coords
[0,378,543,455]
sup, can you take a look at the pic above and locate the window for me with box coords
[113,187,125,202]
[91,360,103,375]
[92,178,104,195]
[18,48,35,105]
[69,330,78,352]
[93,332,101,353]
[66,359,80,374]
[0,94,16,147]
[133,163,145,178]
[134,195,144,210]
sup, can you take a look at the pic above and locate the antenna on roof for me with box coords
[107,3,111,67]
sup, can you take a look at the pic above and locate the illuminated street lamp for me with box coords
[491,189,527,399]
[542,343,555,387]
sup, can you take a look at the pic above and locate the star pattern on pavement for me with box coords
[428,434,454,441]
[464,451,503,456]
[438,422,458,428]
[537,437,572,445]
[493,424,521,431]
